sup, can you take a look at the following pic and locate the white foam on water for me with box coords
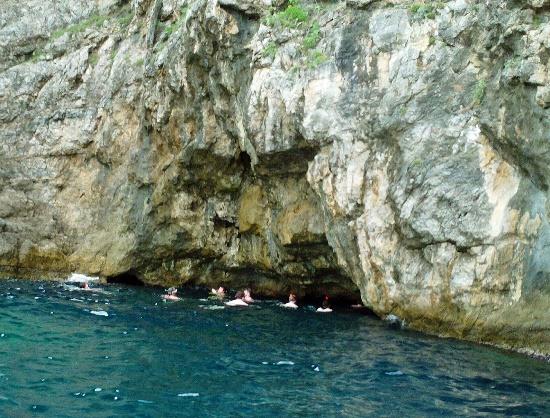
[177,393,199,397]
[199,305,225,310]
[275,361,294,366]
[63,280,109,294]
[137,399,153,404]
[67,273,100,283]
[385,370,403,376]
[314,366,320,372]
[70,298,84,302]
[94,388,102,392]
[90,310,109,317]
[262,362,268,365]
[91,288,109,294]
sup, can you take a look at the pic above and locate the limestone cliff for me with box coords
[1,0,549,355]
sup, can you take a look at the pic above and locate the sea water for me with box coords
[0,279,548,417]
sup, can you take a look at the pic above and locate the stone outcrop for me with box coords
[1,0,549,355]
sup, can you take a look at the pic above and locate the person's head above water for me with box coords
[289,292,297,303]
[167,287,177,295]
[211,287,226,297]
[79,282,89,289]
[244,289,251,298]
[322,295,330,309]
[234,291,244,300]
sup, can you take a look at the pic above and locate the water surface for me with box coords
[0,279,549,417]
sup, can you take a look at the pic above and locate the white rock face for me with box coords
[0,0,549,354]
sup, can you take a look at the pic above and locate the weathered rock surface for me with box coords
[1,0,549,355]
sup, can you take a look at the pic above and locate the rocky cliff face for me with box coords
[1,0,549,355]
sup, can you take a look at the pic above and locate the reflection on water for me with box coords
[0,279,548,417]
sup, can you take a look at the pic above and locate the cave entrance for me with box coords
[297,285,363,307]
[106,270,144,286]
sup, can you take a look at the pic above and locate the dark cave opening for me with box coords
[218,267,367,309]
[106,270,145,286]
[238,151,252,174]
[295,288,365,308]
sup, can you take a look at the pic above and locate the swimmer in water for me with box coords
[162,287,180,301]
[225,291,249,307]
[79,282,90,290]
[210,286,226,299]
[282,292,298,309]
[243,288,254,303]
[316,295,333,313]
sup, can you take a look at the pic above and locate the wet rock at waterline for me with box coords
[0,0,549,355]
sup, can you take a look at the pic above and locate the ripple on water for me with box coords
[90,310,109,317]
[0,279,548,417]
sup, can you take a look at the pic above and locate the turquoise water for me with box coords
[0,279,549,417]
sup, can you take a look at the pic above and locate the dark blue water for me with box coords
[0,279,548,417]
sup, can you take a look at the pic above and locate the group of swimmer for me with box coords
[162,286,334,312]
[75,279,336,312]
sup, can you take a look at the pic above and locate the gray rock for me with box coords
[218,0,284,15]
[345,0,377,9]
